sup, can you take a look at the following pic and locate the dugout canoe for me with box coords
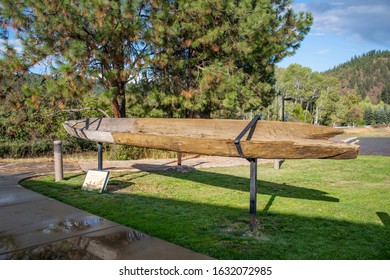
[63,117,359,159]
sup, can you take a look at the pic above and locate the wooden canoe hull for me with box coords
[63,118,359,159]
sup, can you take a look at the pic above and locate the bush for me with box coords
[0,137,179,160]
[0,140,51,158]
[0,138,97,158]
[106,144,177,160]
[61,138,97,154]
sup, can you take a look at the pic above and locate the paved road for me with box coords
[358,138,390,156]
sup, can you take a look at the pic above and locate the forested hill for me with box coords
[324,50,390,104]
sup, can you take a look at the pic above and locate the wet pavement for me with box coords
[0,157,232,260]
[358,138,390,156]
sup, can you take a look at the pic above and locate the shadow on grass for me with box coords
[108,172,150,191]
[377,212,390,230]
[19,176,390,260]
[131,163,339,203]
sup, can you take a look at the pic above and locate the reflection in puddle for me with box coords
[75,230,149,259]
[1,236,100,260]
[1,228,149,259]
[41,217,103,233]
[127,229,149,242]
[0,235,18,259]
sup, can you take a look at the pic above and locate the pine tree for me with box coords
[381,84,390,104]
[145,0,313,118]
[364,107,374,125]
[374,109,386,125]
[0,0,150,118]
[385,107,390,124]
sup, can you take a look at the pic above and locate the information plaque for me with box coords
[82,170,110,193]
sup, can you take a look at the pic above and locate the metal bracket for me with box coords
[234,114,262,158]
[233,114,262,231]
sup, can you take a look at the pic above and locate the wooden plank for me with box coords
[63,118,359,159]
[111,133,358,159]
[64,118,343,140]
[63,119,115,143]
[112,118,343,140]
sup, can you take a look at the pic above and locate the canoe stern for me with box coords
[63,119,115,144]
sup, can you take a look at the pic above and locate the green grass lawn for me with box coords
[21,156,390,260]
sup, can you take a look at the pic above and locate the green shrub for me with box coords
[106,144,177,160]
[0,138,178,160]
[0,138,97,158]
[0,140,52,158]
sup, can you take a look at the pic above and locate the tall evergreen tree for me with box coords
[374,108,386,125]
[364,107,374,125]
[0,0,150,118]
[145,0,313,118]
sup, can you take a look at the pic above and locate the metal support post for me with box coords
[53,140,63,182]
[98,142,103,171]
[233,115,261,231]
[249,158,258,231]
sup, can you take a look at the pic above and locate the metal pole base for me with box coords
[98,142,103,171]
[249,158,258,231]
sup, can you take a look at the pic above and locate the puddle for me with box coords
[0,237,100,260]
[126,229,149,242]
[41,217,104,233]
[74,229,149,259]
[0,235,18,258]
[1,228,149,260]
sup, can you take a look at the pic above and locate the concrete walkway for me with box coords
[0,156,269,260]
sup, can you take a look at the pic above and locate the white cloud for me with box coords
[292,0,390,47]
[309,32,326,36]
[316,49,331,55]
[0,38,24,54]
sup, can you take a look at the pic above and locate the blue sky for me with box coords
[277,0,390,72]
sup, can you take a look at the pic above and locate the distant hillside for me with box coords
[324,50,390,104]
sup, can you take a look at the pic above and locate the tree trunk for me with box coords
[111,85,126,118]
[315,105,319,125]
[185,110,211,119]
